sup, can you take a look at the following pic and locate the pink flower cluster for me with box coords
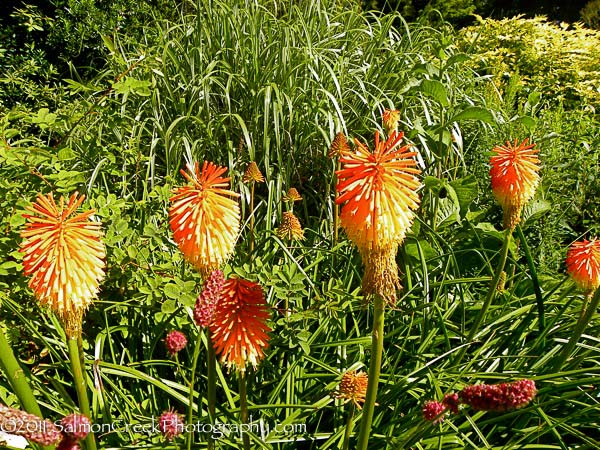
[165,330,188,355]
[459,379,537,412]
[194,269,225,327]
[423,379,536,422]
[159,410,184,441]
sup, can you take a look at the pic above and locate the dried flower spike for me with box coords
[211,278,271,371]
[20,192,105,337]
[0,404,62,445]
[158,410,184,441]
[490,139,540,230]
[566,239,600,294]
[459,379,537,412]
[276,211,305,241]
[335,370,369,409]
[169,161,241,277]
[194,269,225,327]
[165,330,188,355]
[243,161,265,184]
[327,132,350,159]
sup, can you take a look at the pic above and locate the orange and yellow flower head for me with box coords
[490,139,540,230]
[20,193,105,337]
[382,109,400,135]
[243,161,265,184]
[169,161,241,277]
[566,239,600,293]
[336,131,421,302]
[276,211,304,241]
[328,132,350,159]
[210,278,271,371]
[335,370,369,409]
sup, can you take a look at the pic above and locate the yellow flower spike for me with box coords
[382,109,400,135]
[243,161,265,184]
[276,211,305,241]
[336,130,421,303]
[335,370,369,409]
[327,132,350,159]
[20,192,106,337]
[169,161,241,277]
[282,187,302,203]
[490,138,540,230]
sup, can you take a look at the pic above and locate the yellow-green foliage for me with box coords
[459,16,600,108]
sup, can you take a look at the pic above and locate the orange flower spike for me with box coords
[566,239,600,293]
[169,161,241,276]
[20,192,105,336]
[382,109,400,135]
[490,138,540,230]
[211,278,271,371]
[336,131,421,251]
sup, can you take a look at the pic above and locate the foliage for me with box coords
[581,0,600,29]
[458,15,600,109]
[1,0,600,449]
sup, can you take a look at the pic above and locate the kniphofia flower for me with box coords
[382,109,400,135]
[20,193,105,337]
[276,211,304,241]
[327,132,350,159]
[169,161,241,277]
[336,131,421,302]
[490,139,540,230]
[335,370,369,409]
[566,239,600,293]
[282,187,302,203]
[243,161,265,184]
[210,278,271,371]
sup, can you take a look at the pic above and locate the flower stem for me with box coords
[239,371,251,450]
[0,329,43,417]
[186,332,203,450]
[249,182,256,254]
[453,230,512,366]
[207,337,217,450]
[553,288,600,372]
[356,294,385,450]
[515,225,545,335]
[333,159,340,246]
[67,336,97,450]
[342,402,356,450]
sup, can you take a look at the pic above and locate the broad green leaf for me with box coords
[417,79,449,107]
[450,106,495,124]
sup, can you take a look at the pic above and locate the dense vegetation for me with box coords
[1,0,599,449]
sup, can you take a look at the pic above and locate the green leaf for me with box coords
[450,106,495,124]
[522,199,552,227]
[416,79,449,107]
[449,175,479,218]
[163,283,180,299]
[161,299,177,314]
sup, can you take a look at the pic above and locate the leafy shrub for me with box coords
[458,15,600,108]
[581,0,600,29]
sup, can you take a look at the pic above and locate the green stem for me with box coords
[239,371,250,450]
[186,332,203,450]
[67,337,97,450]
[207,337,217,450]
[356,294,385,450]
[453,230,512,366]
[0,329,43,417]
[553,288,600,372]
[516,225,545,335]
[342,402,356,450]
[249,182,256,254]
[333,159,340,246]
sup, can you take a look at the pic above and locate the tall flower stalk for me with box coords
[20,192,105,450]
[243,162,264,254]
[211,277,271,450]
[336,131,421,449]
[328,132,350,246]
[169,161,241,449]
[554,239,600,371]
